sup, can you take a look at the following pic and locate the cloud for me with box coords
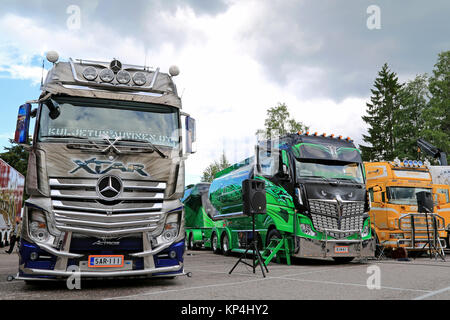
[0,0,447,184]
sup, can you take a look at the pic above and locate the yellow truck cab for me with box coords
[365,159,446,254]
[433,184,450,246]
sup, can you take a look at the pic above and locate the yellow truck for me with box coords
[365,159,447,256]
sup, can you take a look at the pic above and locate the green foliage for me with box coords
[422,51,450,155]
[361,63,403,161]
[394,74,430,161]
[361,51,449,163]
[201,152,231,183]
[0,139,30,177]
[258,103,309,139]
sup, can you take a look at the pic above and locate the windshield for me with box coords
[38,97,180,148]
[295,160,364,184]
[387,187,432,205]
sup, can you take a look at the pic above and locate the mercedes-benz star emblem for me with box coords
[110,59,122,73]
[96,175,123,201]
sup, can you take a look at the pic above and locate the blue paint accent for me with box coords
[19,240,57,279]
[154,240,185,270]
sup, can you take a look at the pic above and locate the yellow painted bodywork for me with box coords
[364,161,447,251]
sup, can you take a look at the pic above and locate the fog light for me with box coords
[30,252,39,261]
[169,250,177,259]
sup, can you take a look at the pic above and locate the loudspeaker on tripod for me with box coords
[242,179,267,216]
[416,191,433,213]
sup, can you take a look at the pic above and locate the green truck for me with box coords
[207,132,375,263]
[182,183,218,250]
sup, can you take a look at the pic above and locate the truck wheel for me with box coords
[266,229,282,260]
[222,234,231,256]
[332,257,354,263]
[212,233,221,254]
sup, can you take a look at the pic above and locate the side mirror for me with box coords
[281,150,289,175]
[373,191,383,204]
[14,104,31,144]
[45,99,61,120]
[373,186,382,192]
[185,116,196,154]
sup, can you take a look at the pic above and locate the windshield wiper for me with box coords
[40,135,88,140]
[117,138,168,159]
[299,175,338,185]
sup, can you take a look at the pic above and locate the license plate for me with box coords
[88,255,124,268]
[334,246,349,254]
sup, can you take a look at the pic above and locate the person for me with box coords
[5,218,21,254]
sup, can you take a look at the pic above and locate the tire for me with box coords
[373,230,383,258]
[332,257,355,263]
[211,233,221,254]
[266,229,282,247]
[222,233,231,256]
[266,229,282,260]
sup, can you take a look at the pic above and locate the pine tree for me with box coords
[0,139,30,177]
[361,63,403,161]
[422,51,450,156]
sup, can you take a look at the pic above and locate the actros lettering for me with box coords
[70,158,149,176]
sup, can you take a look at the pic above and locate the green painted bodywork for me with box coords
[208,139,372,257]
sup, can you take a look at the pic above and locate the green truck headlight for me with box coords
[300,223,316,236]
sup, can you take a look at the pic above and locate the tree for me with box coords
[422,50,450,156]
[361,63,403,161]
[201,152,230,183]
[393,74,430,160]
[0,139,30,177]
[258,103,308,139]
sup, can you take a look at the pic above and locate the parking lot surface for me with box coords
[1,249,450,300]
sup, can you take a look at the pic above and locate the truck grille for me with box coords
[309,199,365,239]
[49,177,166,237]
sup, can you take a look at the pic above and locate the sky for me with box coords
[0,0,449,185]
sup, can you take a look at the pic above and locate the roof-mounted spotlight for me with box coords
[313,132,318,136]
[305,132,310,136]
[338,135,343,140]
[297,131,302,135]
[321,133,326,137]
[169,65,180,77]
[329,134,335,138]
[46,51,59,64]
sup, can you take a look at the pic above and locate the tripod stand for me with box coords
[420,209,445,261]
[229,213,269,277]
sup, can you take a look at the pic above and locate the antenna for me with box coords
[40,59,45,88]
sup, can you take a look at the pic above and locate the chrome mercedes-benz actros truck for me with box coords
[12,51,196,281]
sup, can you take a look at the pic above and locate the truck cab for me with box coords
[12,52,196,281]
[208,132,374,262]
[365,159,447,254]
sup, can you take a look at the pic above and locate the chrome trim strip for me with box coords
[23,264,183,278]
[130,241,175,257]
[54,225,157,236]
[54,210,162,221]
[54,216,160,228]
[36,243,83,259]
[52,201,162,213]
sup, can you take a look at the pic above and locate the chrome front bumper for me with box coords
[293,237,375,258]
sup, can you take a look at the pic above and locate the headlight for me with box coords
[133,72,147,86]
[28,210,54,244]
[99,68,114,83]
[82,66,98,81]
[300,223,316,236]
[389,233,405,239]
[162,222,179,242]
[116,70,131,84]
[361,225,370,238]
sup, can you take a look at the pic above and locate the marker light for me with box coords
[329,134,335,138]
[413,160,418,167]
[346,137,351,141]
[305,132,310,135]
[403,160,408,166]
[313,132,318,136]
[338,135,342,140]
[408,160,414,166]
[322,133,326,137]
[99,68,114,83]
[297,131,302,135]
[116,70,131,84]
[82,66,98,81]
[133,72,147,86]
[418,161,423,166]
